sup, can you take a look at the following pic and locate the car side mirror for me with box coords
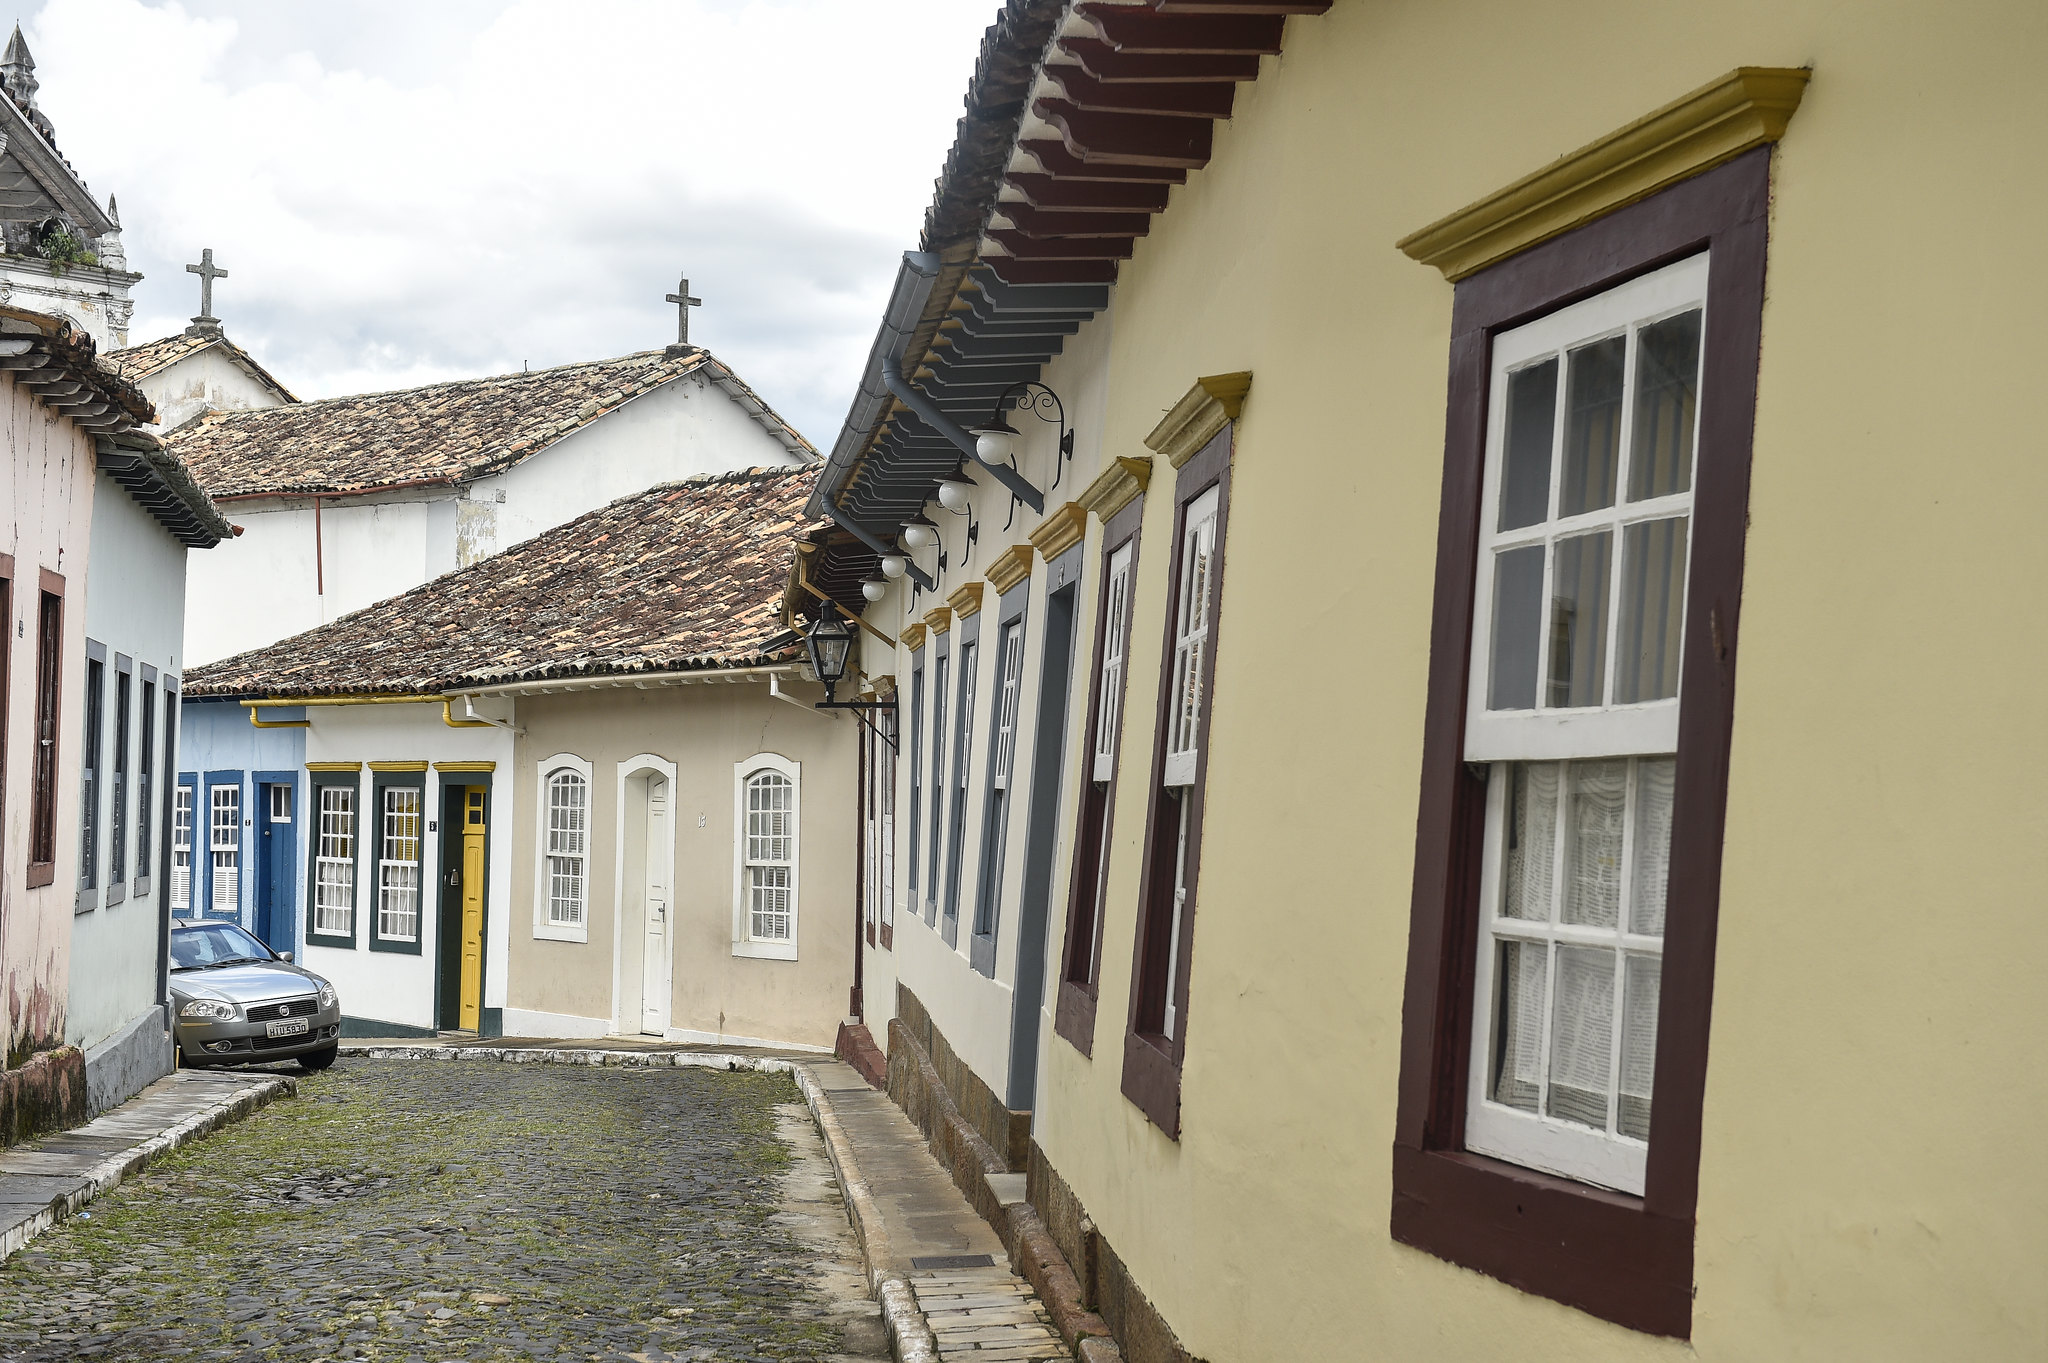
[279,951,294,963]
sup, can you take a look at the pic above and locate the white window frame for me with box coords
[1465,253,1707,764]
[1163,487,1220,789]
[171,784,194,912]
[1462,253,1708,1197]
[731,752,800,960]
[208,783,240,914]
[533,753,592,942]
[313,781,358,938]
[375,784,423,943]
[1093,542,1133,783]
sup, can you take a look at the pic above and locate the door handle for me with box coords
[444,869,460,888]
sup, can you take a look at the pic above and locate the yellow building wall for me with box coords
[1032,2,2048,1359]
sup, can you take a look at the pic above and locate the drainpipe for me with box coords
[880,358,1045,514]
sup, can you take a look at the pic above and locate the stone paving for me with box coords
[0,1057,889,1362]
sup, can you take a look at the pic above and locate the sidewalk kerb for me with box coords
[0,1073,296,1264]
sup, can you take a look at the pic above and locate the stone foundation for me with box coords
[892,984,1031,1171]
[1028,1143,1201,1363]
[0,1045,87,1147]
[83,1005,174,1118]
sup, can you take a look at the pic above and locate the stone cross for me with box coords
[665,277,702,347]
[186,248,228,322]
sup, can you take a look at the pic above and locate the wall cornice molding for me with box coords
[900,622,928,650]
[1147,373,1251,469]
[1397,66,1810,281]
[368,760,430,772]
[1028,500,1089,558]
[1077,458,1151,521]
[947,581,985,619]
[305,761,361,772]
[433,760,497,772]
[986,544,1036,594]
[923,607,953,636]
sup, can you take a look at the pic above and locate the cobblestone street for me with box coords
[0,1059,890,1363]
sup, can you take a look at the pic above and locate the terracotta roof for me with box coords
[164,347,815,500]
[103,329,299,405]
[182,466,821,698]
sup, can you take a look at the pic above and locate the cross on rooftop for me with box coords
[186,248,228,327]
[665,276,702,353]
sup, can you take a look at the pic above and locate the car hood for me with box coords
[170,961,326,1005]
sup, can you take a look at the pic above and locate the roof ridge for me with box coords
[189,347,693,423]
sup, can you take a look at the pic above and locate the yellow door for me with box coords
[459,787,486,1030]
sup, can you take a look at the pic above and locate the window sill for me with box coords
[369,936,423,956]
[28,861,55,890]
[878,921,894,951]
[731,940,797,962]
[1389,1144,1690,1337]
[532,922,588,944]
[106,883,126,908]
[1120,1028,1181,1139]
[1054,981,1096,1058]
[75,888,98,915]
[306,930,357,950]
[134,877,150,898]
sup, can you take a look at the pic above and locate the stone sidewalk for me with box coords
[0,1067,295,1262]
[345,1036,1074,1363]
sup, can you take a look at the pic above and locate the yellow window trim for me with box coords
[900,622,928,650]
[305,761,362,772]
[986,544,1036,595]
[434,761,497,773]
[947,581,985,619]
[1028,501,1089,559]
[1397,66,1810,281]
[923,607,953,636]
[367,761,430,772]
[1147,374,1252,470]
[1078,457,1151,521]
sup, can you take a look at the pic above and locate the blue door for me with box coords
[256,781,295,950]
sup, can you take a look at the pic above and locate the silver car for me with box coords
[170,919,343,1070]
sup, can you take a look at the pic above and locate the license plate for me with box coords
[265,1018,310,1039]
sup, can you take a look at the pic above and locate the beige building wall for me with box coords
[504,682,858,1051]
[971,3,2048,1361]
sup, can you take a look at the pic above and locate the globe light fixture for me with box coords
[879,554,908,580]
[936,478,974,514]
[862,579,887,602]
[900,523,934,551]
[972,412,1020,465]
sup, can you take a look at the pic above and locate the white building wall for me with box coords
[70,471,191,1056]
[300,703,513,1035]
[183,370,812,666]
[133,346,290,432]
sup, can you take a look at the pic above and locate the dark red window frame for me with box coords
[1054,493,1144,1058]
[1389,148,1771,1339]
[1122,427,1233,1139]
[28,569,64,887]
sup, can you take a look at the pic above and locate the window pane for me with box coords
[1546,944,1615,1130]
[1561,759,1626,928]
[1502,762,1557,922]
[1619,953,1661,1140]
[1630,758,1675,936]
[1546,531,1610,708]
[1616,516,1688,703]
[1490,938,1546,1113]
[1498,360,1556,532]
[1487,545,1544,710]
[1628,309,1702,501]
[1560,336,1624,516]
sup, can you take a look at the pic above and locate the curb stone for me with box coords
[340,1043,951,1362]
[0,1073,297,1263]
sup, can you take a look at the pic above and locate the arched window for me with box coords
[732,754,800,959]
[534,754,592,941]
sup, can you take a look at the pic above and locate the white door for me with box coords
[641,777,672,1036]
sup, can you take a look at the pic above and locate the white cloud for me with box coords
[24,0,996,444]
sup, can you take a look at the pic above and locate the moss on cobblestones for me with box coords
[0,1059,864,1362]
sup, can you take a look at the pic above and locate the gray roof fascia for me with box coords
[96,433,234,548]
[809,250,943,519]
[0,98,113,235]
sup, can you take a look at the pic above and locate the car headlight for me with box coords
[317,982,337,1009]
[179,998,238,1021]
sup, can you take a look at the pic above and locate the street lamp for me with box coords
[861,579,887,602]
[805,613,855,703]
[879,554,908,580]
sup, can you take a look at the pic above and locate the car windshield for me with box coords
[171,923,278,972]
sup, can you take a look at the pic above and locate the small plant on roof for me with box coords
[36,221,97,272]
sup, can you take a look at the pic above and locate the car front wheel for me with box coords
[300,1044,338,1072]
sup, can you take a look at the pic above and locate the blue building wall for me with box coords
[175,698,307,954]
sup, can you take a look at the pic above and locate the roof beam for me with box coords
[1152,0,1330,12]
[1018,138,1186,183]
[1081,7,1287,53]
[982,257,1120,286]
[985,229,1137,261]
[1058,37,1260,83]
[995,204,1155,238]
[1003,173,1170,213]
[1043,63,1236,118]
[1034,100,1214,167]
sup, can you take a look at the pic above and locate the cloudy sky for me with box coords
[25,0,996,445]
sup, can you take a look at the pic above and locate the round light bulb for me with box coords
[976,429,1015,464]
[900,524,933,550]
[937,479,973,513]
[879,554,907,580]
[862,580,887,603]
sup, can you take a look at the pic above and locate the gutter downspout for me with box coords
[455,694,524,735]
[881,358,1046,513]
[768,672,836,720]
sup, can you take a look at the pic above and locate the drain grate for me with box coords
[911,1254,995,1270]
